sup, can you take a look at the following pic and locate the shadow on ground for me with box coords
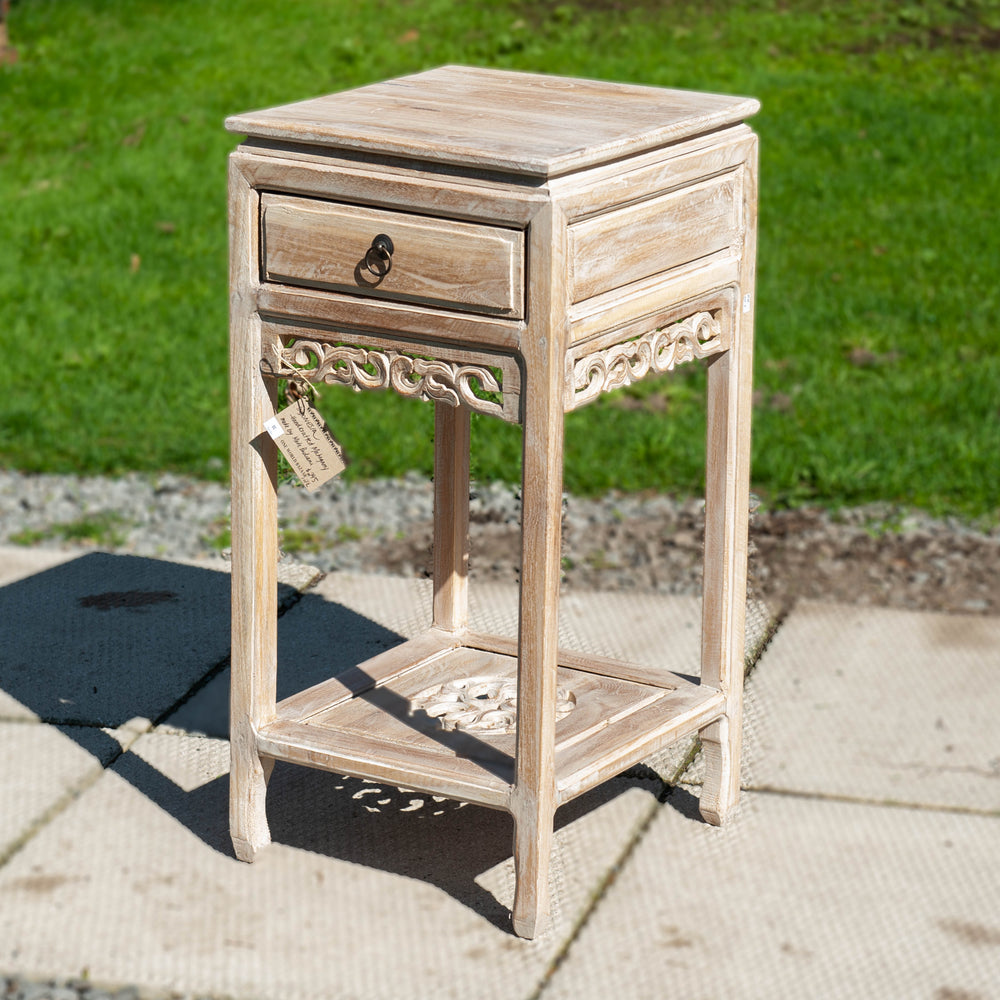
[0,552,662,929]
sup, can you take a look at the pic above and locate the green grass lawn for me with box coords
[2,0,998,517]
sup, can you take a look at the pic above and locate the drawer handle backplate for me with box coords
[360,233,394,283]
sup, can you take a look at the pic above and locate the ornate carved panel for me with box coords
[264,339,509,420]
[410,676,577,735]
[570,310,724,408]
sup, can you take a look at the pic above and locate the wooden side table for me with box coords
[226,66,758,938]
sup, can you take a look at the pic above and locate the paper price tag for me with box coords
[265,400,346,492]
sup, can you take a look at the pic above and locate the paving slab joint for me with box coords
[527,786,666,999]
[0,714,154,870]
[0,750,119,872]
[661,739,703,794]
[743,601,787,684]
[750,783,1000,818]
[149,566,318,730]
[665,603,784,792]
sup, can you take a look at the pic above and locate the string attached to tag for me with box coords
[257,354,319,408]
[284,372,318,408]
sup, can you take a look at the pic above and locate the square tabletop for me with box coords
[226,65,759,178]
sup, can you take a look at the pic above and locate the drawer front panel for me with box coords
[261,193,524,317]
[568,172,739,304]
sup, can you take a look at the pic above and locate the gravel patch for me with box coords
[0,976,214,1000]
[1,469,997,615]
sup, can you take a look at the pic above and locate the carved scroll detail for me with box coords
[269,340,505,419]
[572,311,723,407]
[410,676,576,736]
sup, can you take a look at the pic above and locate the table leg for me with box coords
[511,365,564,938]
[432,402,471,632]
[229,354,279,860]
[699,337,753,825]
[228,161,278,862]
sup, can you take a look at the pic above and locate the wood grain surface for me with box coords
[227,66,759,938]
[227,65,759,177]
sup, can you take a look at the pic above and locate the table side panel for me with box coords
[568,171,740,304]
[567,256,739,346]
[559,132,754,346]
[551,126,754,219]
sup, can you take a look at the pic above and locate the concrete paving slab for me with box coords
[0,552,233,725]
[0,550,318,726]
[747,601,1000,811]
[0,718,150,862]
[0,728,660,1000]
[297,573,709,665]
[543,790,1000,1000]
[0,545,78,587]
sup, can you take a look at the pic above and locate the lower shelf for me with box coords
[257,628,724,811]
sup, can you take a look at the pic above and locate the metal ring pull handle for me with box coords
[363,234,394,278]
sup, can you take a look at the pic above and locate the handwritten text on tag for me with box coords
[264,400,346,492]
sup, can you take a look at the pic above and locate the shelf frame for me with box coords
[256,627,726,812]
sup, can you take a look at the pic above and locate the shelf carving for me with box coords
[410,676,576,736]
[267,339,506,419]
[572,310,723,407]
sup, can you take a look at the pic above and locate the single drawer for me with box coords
[260,193,524,317]
[568,171,740,304]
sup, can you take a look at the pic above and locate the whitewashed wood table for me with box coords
[226,66,759,938]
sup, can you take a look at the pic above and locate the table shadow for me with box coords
[0,551,661,930]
